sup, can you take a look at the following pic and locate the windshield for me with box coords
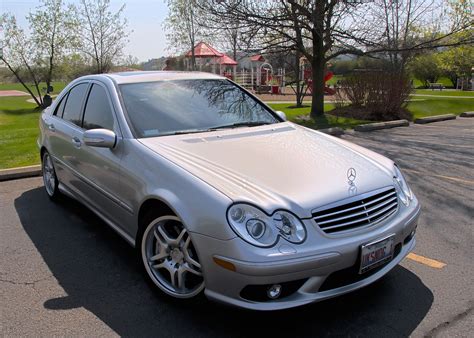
[119,79,280,138]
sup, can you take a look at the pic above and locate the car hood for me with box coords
[139,122,395,218]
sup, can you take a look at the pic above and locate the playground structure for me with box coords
[300,57,336,95]
[182,43,286,94]
[234,55,285,94]
[180,41,337,95]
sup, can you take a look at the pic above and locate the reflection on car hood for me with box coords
[139,122,395,218]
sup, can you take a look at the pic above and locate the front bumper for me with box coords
[191,200,421,311]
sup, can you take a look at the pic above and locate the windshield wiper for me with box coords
[158,121,273,136]
[209,121,272,130]
[160,129,209,136]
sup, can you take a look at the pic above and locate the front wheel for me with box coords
[42,151,60,200]
[140,215,205,298]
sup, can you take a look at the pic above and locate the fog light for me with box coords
[267,284,282,299]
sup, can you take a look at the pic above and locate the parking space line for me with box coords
[403,169,474,185]
[406,253,446,269]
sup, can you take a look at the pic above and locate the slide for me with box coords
[324,71,336,95]
[305,70,336,95]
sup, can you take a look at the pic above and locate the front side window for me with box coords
[119,79,279,138]
[62,83,89,127]
[82,84,115,130]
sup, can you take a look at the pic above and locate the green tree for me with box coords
[55,53,92,80]
[198,0,472,119]
[0,15,44,107]
[164,0,210,70]
[438,44,474,89]
[409,54,443,88]
[28,0,77,97]
[75,0,130,73]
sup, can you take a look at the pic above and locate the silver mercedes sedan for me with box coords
[38,71,420,310]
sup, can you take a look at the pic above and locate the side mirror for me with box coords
[275,110,287,121]
[83,129,116,148]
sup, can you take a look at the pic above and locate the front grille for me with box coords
[313,187,398,234]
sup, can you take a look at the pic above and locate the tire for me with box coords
[138,212,205,299]
[42,151,61,201]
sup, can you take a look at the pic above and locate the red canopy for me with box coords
[219,54,238,66]
[250,55,265,62]
[186,41,223,58]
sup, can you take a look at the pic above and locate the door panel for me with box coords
[48,83,89,190]
[74,83,129,231]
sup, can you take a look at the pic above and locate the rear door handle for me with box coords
[47,123,55,132]
[72,137,82,148]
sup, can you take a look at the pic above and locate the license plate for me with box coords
[359,235,394,274]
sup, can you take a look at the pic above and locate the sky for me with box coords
[1,0,169,62]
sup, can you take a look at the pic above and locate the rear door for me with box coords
[48,82,90,192]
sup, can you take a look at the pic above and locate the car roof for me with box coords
[102,71,225,85]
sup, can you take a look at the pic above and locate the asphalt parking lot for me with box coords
[1,118,473,337]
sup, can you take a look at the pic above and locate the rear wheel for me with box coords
[140,215,205,298]
[42,151,60,200]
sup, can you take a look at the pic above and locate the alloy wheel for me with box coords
[141,216,204,298]
[42,152,57,197]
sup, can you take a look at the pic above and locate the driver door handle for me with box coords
[72,137,82,148]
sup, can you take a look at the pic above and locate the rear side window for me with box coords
[82,84,115,131]
[53,94,68,117]
[62,83,89,127]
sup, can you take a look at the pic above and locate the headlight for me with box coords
[393,165,413,206]
[227,204,306,247]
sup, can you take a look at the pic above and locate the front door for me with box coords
[73,82,129,230]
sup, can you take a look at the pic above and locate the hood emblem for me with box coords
[347,168,357,186]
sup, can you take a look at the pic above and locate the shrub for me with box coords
[337,70,413,121]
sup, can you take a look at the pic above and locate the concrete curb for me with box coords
[414,114,456,124]
[0,165,41,182]
[318,127,345,136]
[460,111,474,118]
[354,120,409,132]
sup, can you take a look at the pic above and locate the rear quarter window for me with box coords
[53,94,68,117]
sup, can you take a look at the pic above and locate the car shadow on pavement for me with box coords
[15,187,433,337]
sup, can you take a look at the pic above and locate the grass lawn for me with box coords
[0,81,67,96]
[407,96,474,118]
[270,90,473,127]
[412,89,474,97]
[0,96,40,169]
[411,77,454,89]
[331,76,455,89]
[268,103,372,129]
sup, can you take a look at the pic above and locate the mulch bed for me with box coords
[330,106,412,121]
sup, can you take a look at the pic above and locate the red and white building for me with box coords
[184,42,238,79]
